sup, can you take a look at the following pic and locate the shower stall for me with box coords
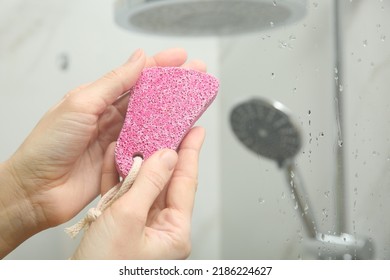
[218,0,388,259]
[1,0,390,259]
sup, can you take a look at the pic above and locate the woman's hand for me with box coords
[72,127,205,259]
[0,48,206,258]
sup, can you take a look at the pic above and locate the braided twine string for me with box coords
[65,157,143,238]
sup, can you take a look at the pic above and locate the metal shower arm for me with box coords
[283,162,318,239]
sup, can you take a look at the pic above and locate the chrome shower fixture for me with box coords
[230,97,374,259]
[230,98,317,238]
[114,0,307,36]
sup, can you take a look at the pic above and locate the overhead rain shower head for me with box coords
[230,98,301,167]
[114,0,307,36]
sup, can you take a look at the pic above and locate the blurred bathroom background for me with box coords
[1,0,390,259]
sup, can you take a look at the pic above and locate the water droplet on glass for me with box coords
[279,40,289,49]
[339,84,343,92]
[281,192,286,199]
[271,72,276,79]
[363,40,368,47]
[272,0,277,6]
[258,197,265,204]
[381,35,386,42]
[338,140,343,147]
[270,21,274,27]
[324,190,330,198]
[308,110,311,115]
[294,201,299,210]
[289,35,296,41]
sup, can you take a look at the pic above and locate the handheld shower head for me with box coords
[230,98,301,167]
[230,98,317,238]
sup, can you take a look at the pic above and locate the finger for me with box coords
[181,59,207,72]
[63,83,91,98]
[167,126,206,218]
[145,48,188,68]
[101,142,119,195]
[72,49,146,115]
[114,149,178,223]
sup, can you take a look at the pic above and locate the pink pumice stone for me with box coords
[115,66,219,177]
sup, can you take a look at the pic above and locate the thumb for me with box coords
[113,149,178,223]
[70,49,146,115]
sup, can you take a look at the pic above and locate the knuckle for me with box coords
[173,174,199,191]
[103,69,128,95]
[103,69,126,92]
[104,69,122,81]
[61,89,82,108]
[143,169,167,193]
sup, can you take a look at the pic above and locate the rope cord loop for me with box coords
[65,156,143,238]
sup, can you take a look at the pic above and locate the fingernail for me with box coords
[160,149,178,171]
[128,49,143,62]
